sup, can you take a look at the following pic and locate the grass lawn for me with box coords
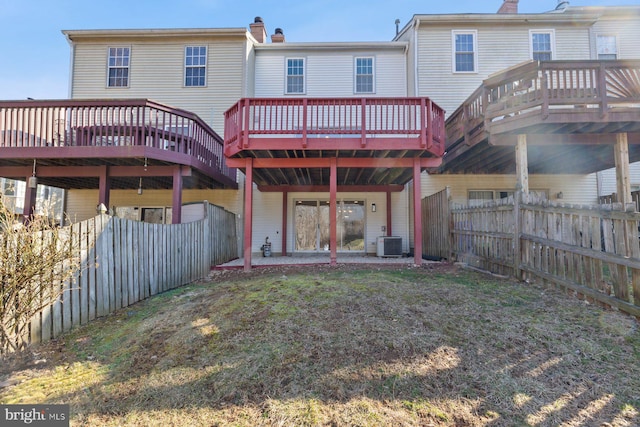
[1,263,639,426]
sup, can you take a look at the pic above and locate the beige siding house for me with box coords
[63,28,251,227]
[395,5,640,209]
[28,2,639,258]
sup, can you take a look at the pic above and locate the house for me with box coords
[1,0,639,269]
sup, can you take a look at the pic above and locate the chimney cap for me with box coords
[254,16,263,23]
[275,28,283,35]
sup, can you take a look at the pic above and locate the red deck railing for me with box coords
[446,60,640,146]
[0,99,234,181]
[224,97,445,157]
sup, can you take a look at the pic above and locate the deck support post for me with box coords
[22,176,37,222]
[98,166,110,210]
[515,134,529,195]
[330,158,337,266]
[614,133,632,209]
[413,158,423,266]
[386,191,392,236]
[281,191,288,256]
[514,134,529,281]
[171,165,183,224]
[243,158,254,272]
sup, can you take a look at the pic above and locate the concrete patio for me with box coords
[215,254,437,269]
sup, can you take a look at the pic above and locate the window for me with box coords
[468,189,548,206]
[596,35,617,60]
[530,31,555,61]
[286,58,305,94]
[107,47,130,87]
[355,57,374,93]
[185,46,207,87]
[452,31,477,73]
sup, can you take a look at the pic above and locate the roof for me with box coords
[394,5,640,41]
[254,41,407,52]
[62,27,249,42]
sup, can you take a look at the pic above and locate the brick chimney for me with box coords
[271,28,285,43]
[250,17,267,43]
[497,0,518,14]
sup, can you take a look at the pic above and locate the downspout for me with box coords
[64,33,75,99]
[63,32,75,225]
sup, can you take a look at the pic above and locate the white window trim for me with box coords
[451,30,478,74]
[529,29,556,61]
[184,45,208,87]
[285,57,306,95]
[595,34,618,60]
[106,46,131,88]
[354,56,375,94]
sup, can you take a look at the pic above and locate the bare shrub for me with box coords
[0,200,79,354]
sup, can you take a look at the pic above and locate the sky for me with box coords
[1,0,638,100]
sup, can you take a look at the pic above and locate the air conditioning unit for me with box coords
[377,236,402,257]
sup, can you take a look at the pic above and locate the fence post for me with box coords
[446,186,453,261]
[514,190,522,280]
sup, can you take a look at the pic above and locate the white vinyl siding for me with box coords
[70,38,246,133]
[255,50,406,98]
[417,25,591,118]
[65,188,243,223]
[420,173,598,206]
[591,14,640,60]
[597,162,640,198]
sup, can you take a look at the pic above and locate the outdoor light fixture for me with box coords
[28,159,38,188]
[371,203,376,212]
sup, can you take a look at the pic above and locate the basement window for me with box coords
[115,206,173,224]
[468,189,548,206]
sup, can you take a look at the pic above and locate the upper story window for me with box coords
[596,35,617,60]
[286,58,305,94]
[185,46,207,87]
[530,30,555,61]
[452,31,477,73]
[355,57,374,93]
[107,47,130,87]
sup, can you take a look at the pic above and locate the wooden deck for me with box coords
[0,99,236,190]
[438,60,640,174]
[224,97,445,186]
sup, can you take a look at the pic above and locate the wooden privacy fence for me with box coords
[27,202,237,346]
[421,187,451,260]
[443,192,640,317]
[599,190,640,212]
